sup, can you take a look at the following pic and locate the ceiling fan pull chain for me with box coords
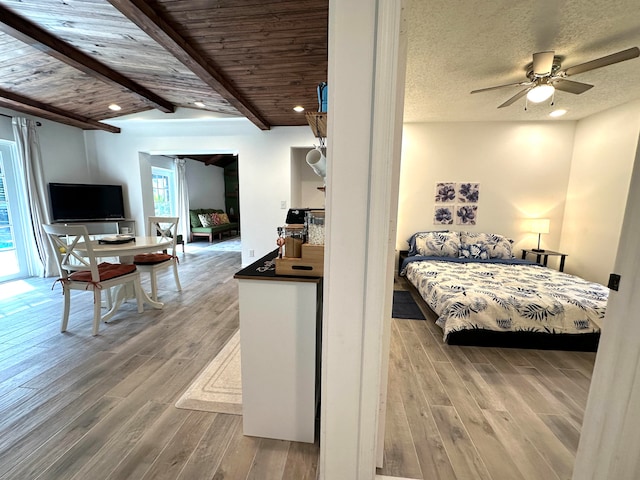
[550,89,556,106]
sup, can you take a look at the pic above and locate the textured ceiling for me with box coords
[404,0,640,122]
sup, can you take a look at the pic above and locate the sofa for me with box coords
[189,209,239,242]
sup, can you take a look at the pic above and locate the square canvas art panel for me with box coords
[457,182,480,203]
[434,182,456,203]
[434,206,454,225]
[456,205,478,225]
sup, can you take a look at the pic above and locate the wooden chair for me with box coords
[42,224,144,336]
[133,216,182,301]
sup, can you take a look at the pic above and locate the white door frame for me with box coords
[320,0,406,477]
[572,135,640,478]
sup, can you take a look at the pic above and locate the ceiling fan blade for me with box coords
[533,51,555,76]
[498,88,530,108]
[471,81,531,94]
[552,79,593,94]
[563,47,640,76]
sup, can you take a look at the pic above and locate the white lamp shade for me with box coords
[526,84,555,103]
[529,218,550,234]
[306,148,327,179]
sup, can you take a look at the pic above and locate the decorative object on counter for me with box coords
[276,226,285,258]
[306,210,325,245]
[284,225,305,258]
[275,244,324,277]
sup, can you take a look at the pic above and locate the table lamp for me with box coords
[530,218,550,252]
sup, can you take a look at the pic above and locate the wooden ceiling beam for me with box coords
[0,88,121,133]
[107,0,270,131]
[0,5,175,114]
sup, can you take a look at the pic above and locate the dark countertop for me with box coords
[234,249,322,283]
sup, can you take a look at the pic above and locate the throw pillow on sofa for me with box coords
[198,213,216,228]
[216,213,231,224]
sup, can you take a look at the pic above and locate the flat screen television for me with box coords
[49,183,126,222]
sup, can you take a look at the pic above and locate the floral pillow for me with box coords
[459,232,514,259]
[411,231,460,257]
[198,213,216,228]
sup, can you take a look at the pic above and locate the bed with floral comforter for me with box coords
[401,256,608,350]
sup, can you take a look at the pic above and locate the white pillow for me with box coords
[414,231,461,257]
[459,232,513,259]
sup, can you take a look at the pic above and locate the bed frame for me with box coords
[401,271,600,352]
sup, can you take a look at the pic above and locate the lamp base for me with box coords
[531,248,546,252]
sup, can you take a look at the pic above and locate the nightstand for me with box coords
[521,249,568,272]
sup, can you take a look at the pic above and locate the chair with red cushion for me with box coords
[134,217,182,301]
[42,223,144,336]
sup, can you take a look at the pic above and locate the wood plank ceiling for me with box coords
[0,0,328,133]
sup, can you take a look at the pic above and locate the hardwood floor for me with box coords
[376,278,596,480]
[0,246,595,480]
[0,245,318,480]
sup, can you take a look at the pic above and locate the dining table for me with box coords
[74,235,174,321]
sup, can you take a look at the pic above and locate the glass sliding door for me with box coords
[0,141,28,281]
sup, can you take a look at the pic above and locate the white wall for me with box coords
[398,121,577,259]
[185,158,225,210]
[560,100,640,284]
[84,118,316,265]
[291,147,325,209]
[0,108,90,188]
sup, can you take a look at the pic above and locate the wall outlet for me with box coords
[281,200,287,209]
[249,249,255,257]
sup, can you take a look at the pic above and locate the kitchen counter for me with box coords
[234,249,322,443]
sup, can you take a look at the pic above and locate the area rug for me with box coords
[392,290,426,320]
[186,236,242,253]
[206,236,241,252]
[175,331,242,415]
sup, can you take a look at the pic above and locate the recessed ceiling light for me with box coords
[194,101,206,108]
[293,105,305,112]
[108,104,121,111]
[549,109,567,117]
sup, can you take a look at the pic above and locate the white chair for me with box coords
[42,223,144,336]
[133,216,182,301]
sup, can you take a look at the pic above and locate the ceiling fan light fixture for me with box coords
[526,84,555,103]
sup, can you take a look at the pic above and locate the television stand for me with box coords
[56,219,136,236]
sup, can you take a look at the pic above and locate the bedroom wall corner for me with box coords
[559,99,640,284]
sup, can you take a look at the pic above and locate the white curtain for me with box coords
[12,117,57,277]
[174,158,190,243]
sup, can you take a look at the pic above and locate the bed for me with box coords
[400,231,608,351]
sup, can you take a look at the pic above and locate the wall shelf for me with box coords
[305,112,326,139]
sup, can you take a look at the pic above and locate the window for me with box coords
[152,167,175,216]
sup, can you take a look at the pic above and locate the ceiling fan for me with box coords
[471,47,640,108]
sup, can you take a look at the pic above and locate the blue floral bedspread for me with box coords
[402,257,608,342]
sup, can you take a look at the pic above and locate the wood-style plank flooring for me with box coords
[0,242,595,480]
[376,277,596,480]
[0,240,318,480]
